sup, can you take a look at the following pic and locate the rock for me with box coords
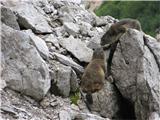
[149,112,160,120]
[25,30,49,60]
[70,70,79,92]
[87,34,102,49]
[63,22,80,36]
[51,52,84,73]
[0,53,7,90]
[59,36,93,62]
[59,110,71,120]
[12,3,52,33]
[144,35,160,67]
[59,5,96,25]
[61,107,110,120]
[79,21,92,36]
[50,61,71,97]
[156,34,160,42]
[43,4,55,14]
[1,24,50,100]
[111,29,160,120]
[90,81,119,119]
[1,6,20,30]
[95,16,117,27]
[54,26,66,37]
[44,34,60,49]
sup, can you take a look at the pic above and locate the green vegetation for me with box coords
[95,1,160,36]
[70,90,80,105]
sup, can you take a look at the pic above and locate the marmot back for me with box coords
[101,18,142,47]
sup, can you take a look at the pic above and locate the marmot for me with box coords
[80,47,106,105]
[101,18,142,77]
[101,18,142,48]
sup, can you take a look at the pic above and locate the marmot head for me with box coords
[101,24,126,47]
[92,47,105,60]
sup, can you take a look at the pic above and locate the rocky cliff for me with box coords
[1,0,160,120]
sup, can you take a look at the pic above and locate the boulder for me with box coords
[59,36,93,62]
[24,30,49,60]
[12,3,52,33]
[1,24,50,100]
[59,5,96,25]
[70,70,79,92]
[44,34,60,49]
[111,29,160,120]
[50,61,71,97]
[63,22,80,36]
[90,81,119,119]
[51,52,84,73]
[1,6,20,30]
[59,106,110,120]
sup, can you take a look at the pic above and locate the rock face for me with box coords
[1,6,20,30]
[1,24,50,100]
[90,81,119,119]
[51,52,84,73]
[1,0,160,120]
[25,30,49,60]
[111,29,160,120]
[59,36,93,62]
[50,61,72,97]
[63,22,80,36]
[12,3,52,33]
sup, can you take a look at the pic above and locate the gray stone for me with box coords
[59,110,71,120]
[64,22,80,36]
[54,26,66,37]
[1,6,20,30]
[12,3,52,33]
[25,30,49,60]
[111,29,160,120]
[90,81,119,119]
[95,16,116,27]
[79,21,92,36]
[59,36,93,62]
[51,52,84,73]
[144,35,160,68]
[87,34,102,49]
[59,5,96,25]
[70,70,79,92]
[149,112,160,120]
[50,61,71,97]
[44,34,60,49]
[1,24,50,100]
[0,52,7,90]
[62,107,110,120]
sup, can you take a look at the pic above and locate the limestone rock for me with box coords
[70,70,79,92]
[95,16,117,27]
[64,22,80,36]
[1,24,50,100]
[51,52,84,73]
[90,81,119,119]
[60,106,110,120]
[59,5,96,25]
[1,6,20,30]
[50,61,71,97]
[79,21,92,36]
[12,3,52,33]
[111,29,160,120]
[59,36,93,62]
[44,34,60,49]
[25,30,49,60]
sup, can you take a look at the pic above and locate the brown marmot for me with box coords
[80,47,106,105]
[101,18,142,48]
